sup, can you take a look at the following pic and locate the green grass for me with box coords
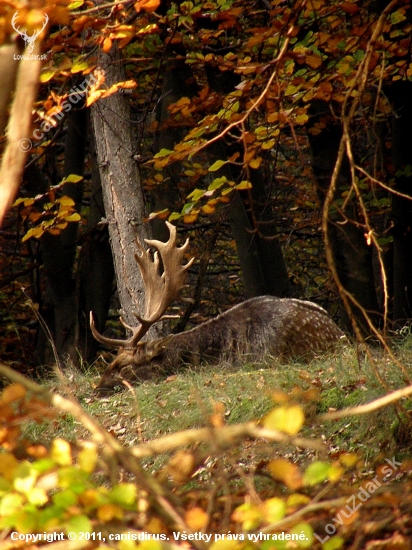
[25,339,412,461]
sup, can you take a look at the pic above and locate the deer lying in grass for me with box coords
[91,223,344,393]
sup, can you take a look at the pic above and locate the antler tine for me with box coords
[89,312,144,349]
[134,221,194,325]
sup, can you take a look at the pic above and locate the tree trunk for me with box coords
[78,132,115,360]
[389,82,412,327]
[91,46,160,337]
[308,100,380,333]
[34,107,87,366]
[150,60,197,242]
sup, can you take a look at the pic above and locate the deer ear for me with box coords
[145,335,173,359]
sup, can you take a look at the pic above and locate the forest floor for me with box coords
[8,337,412,548]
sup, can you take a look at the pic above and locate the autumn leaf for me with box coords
[263,405,304,435]
[185,507,209,530]
[306,54,322,69]
[134,0,160,12]
[267,459,303,490]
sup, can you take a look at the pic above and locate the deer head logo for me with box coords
[11,11,49,54]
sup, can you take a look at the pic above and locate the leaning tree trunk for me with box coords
[91,46,160,336]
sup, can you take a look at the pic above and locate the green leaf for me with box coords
[68,0,84,8]
[110,483,137,506]
[154,148,173,158]
[53,489,78,508]
[63,174,83,184]
[209,160,227,172]
[169,212,181,221]
[303,461,331,486]
[181,202,195,215]
[208,176,228,190]
[71,61,89,73]
[353,49,365,62]
[390,10,406,24]
[187,188,205,201]
[66,514,92,537]
[323,536,345,550]
[290,522,313,547]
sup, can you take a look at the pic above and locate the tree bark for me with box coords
[91,46,160,336]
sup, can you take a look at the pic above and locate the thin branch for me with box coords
[320,384,412,422]
[129,422,326,459]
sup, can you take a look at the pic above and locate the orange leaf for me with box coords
[185,507,208,530]
[341,2,360,14]
[134,0,160,12]
[306,54,322,69]
[102,37,112,52]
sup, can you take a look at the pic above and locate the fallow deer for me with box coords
[91,222,344,393]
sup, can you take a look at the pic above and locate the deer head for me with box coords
[90,222,194,389]
[11,11,49,54]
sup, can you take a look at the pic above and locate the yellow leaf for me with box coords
[286,493,311,508]
[267,459,303,490]
[57,196,75,206]
[51,439,72,466]
[40,70,57,83]
[261,497,286,523]
[22,227,44,242]
[64,213,81,222]
[232,502,262,531]
[262,139,275,150]
[78,443,98,473]
[263,405,304,435]
[339,453,359,468]
[202,204,216,214]
[285,84,299,96]
[249,157,262,169]
[295,113,309,124]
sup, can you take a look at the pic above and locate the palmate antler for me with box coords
[90,222,194,350]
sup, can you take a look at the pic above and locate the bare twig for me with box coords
[320,384,412,422]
